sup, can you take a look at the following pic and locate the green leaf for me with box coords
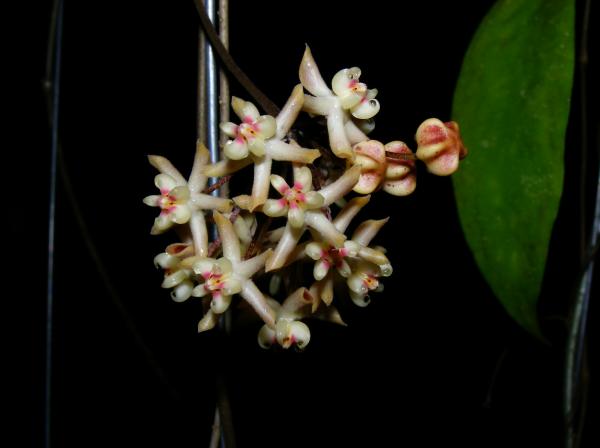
[452,0,575,335]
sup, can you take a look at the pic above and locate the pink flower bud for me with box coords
[352,140,386,194]
[383,141,416,196]
[415,118,467,176]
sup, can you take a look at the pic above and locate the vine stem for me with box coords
[564,0,594,447]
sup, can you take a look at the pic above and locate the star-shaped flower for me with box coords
[299,46,380,159]
[143,174,192,235]
[191,211,276,332]
[220,97,276,160]
[262,166,324,228]
[144,144,233,256]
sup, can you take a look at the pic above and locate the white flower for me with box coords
[143,174,192,235]
[299,46,380,159]
[221,97,276,160]
[262,166,324,228]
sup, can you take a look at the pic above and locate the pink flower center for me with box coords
[283,184,306,208]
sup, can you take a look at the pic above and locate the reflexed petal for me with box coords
[255,115,276,139]
[224,138,249,160]
[258,324,277,349]
[345,120,369,145]
[294,166,312,192]
[299,45,332,97]
[304,210,346,248]
[313,259,330,280]
[162,270,188,288]
[213,211,242,261]
[276,84,305,139]
[265,139,321,164]
[154,173,178,192]
[192,284,209,297]
[288,206,305,228]
[171,280,194,302]
[359,246,389,266]
[318,164,362,207]
[351,98,380,119]
[262,199,288,217]
[333,196,371,233]
[198,310,219,332]
[327,104,353,159]
[143,195,161,207]
[270,174,290,195]
[231,97,259,121]
[151,214,172,235]
[219,121,238,138]
[247,136,266,157]
[210,293,232,314]
[352,218,389,247]
[305,242,325,260]
[193,258,218,276]
[171,204,191,224]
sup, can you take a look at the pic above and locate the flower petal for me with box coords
[299,45,332,97]
[255,115,276,139]
[162,270,188,288]
[247,137,266,157]
[171,280,194,302]
[154,173,178,193]
[231,96,259,121]
[258,324,277,349]
[170,204,191,224]
[288,206,305,228]
[169,185,190,202]
[270,174,290,195]
[305,242,325,260]
[193,258,218,277]
[192,284,209,297]
[293,166,312,192]
[154,252,178,269]
[313,259,330,280]
[210,293,232,314]
[150,214,172,235]
[224,138,249,160]
[219,121,238,138]
[263,199,289,217]
[304,191,324,209]
[351,98,380,120]
[143,195,161,207]
[223,276,242,296]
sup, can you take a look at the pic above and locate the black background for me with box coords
[25,0,598,447]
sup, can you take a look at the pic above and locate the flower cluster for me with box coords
[144,46,466,349]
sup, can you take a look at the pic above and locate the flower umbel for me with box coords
[144,45,467,348]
